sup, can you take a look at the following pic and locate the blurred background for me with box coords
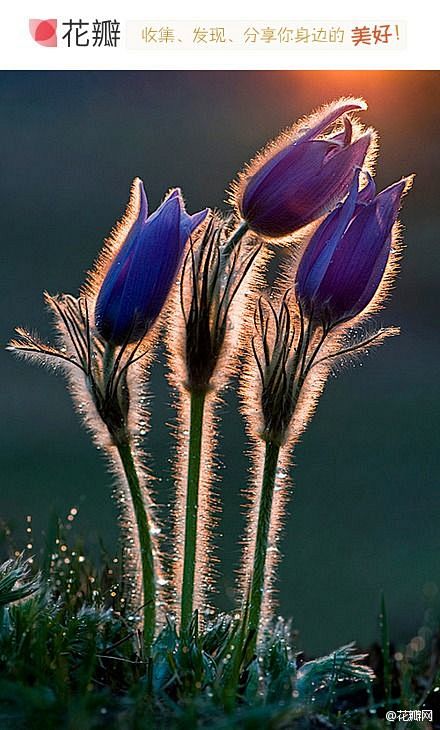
[1,71,439,655]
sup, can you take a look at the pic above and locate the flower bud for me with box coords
[295,170,411,326]
[238,98,372,238]
[95,179,208,345]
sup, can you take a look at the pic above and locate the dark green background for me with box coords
[1,71,439,655]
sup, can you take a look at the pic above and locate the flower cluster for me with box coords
[8,96,413,663]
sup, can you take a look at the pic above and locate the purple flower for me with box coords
[95,179,208,345]
[239,99,372,238]
[295,170,410,326]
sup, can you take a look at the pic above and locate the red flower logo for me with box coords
[29,19,57,47]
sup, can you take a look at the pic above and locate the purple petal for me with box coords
[295,173,408,325]
[165,188,209,245]
[242,140,340,236]
[355,234,391,314]
[328,116,353,148]
[95,187,190,344]
[167,188,181,201]
[241,100,369,237]
[281,133,370,230]
[356,171,376,206]
[375,178,407,224]
[181,208,209,241]
[315,197,395,321]
[296,170,361,300]
[299,99,367,144]
[138,179,149,222]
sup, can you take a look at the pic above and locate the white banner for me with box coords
[0,1,438,69]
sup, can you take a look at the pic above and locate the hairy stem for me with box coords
[247,440,280,647]
[180,389,206,633]
[116,438,156,657]
[244,322,324,648]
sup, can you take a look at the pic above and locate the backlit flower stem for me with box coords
[245,319,316,650]
[115,436,156,656]
[101,344,156,657]
[247,439,280,646]
[180,389,206,633]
